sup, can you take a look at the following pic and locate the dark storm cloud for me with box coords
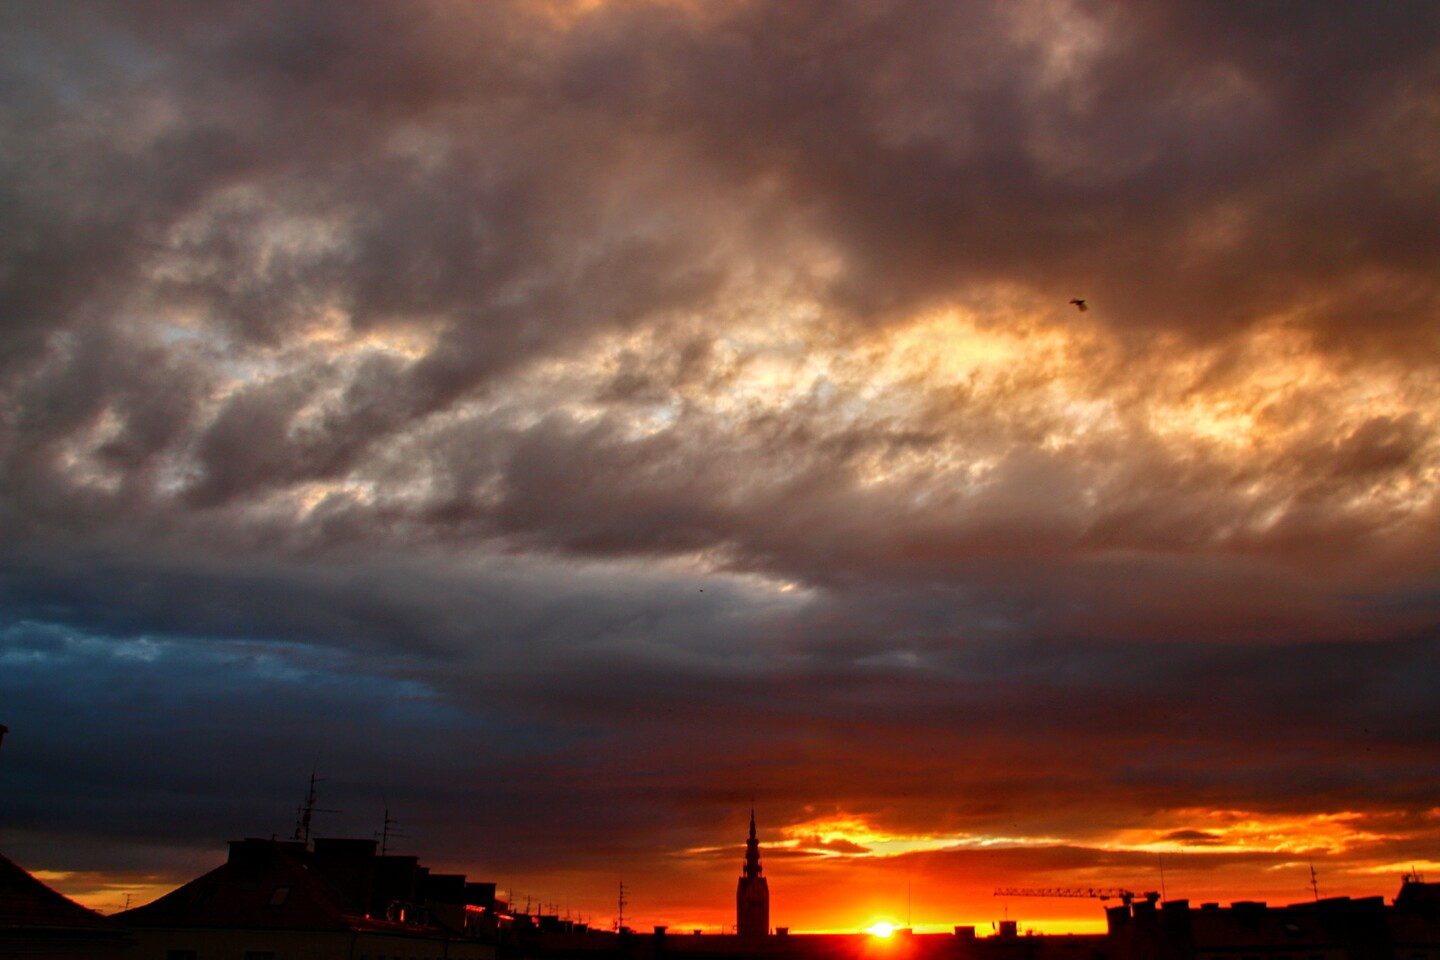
[2,0,1439,920]
[4,0,1437,548]
[625,0,1440,343]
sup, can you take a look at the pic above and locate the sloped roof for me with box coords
[118,839,358,931]
[116,837,449,936]
[0,850,118,931]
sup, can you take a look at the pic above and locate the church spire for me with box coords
[736,805,769,936]
[743,805,762,880]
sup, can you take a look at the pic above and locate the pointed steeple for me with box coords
[736,804,769,936]
[743,805,762,880]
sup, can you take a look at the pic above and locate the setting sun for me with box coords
[6,0,1440,952]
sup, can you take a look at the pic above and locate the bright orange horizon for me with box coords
[42,806,1438,939]
[3,0,1438,932]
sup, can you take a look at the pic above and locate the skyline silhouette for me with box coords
[2,0,1439,938]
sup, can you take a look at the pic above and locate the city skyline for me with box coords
[2,0,1439,937]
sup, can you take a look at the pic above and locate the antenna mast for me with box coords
[616,880,627,932]
[291,770,337,845]
[376,806,406,856]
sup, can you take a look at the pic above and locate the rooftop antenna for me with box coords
[375,805,407,856]
[1310,862,1321,901]
[616,880,627,932]
[1158,853,1167,902]
[292,769,337,845]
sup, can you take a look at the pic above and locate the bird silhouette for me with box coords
[1069,299,1088,311]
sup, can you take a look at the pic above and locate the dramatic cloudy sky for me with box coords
[2,0,1439,935]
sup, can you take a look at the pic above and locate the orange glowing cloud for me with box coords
[1107,808,1408,857]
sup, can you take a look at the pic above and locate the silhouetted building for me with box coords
[115,836,496,959]
[0,850,130,957]
[1103,877,1440,959]
[736,809,769,937]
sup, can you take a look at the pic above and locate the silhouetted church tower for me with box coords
[736,806,769,936]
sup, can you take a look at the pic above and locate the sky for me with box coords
[1,0,1439,937]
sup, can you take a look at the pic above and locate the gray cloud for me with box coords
[2,0,1438,924]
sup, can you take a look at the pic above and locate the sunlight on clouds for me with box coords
[132,273,1440,541]
[1141,324,1328,450]
[1147,396,1259,450]
[779,812,960,858]
[1141,323,1440,514]
[1356,861,1440,877]
[291,479,377,514]
[54,407,127,493]
[1108,808,1403,856]
[1151,323,1416,440]
[725,569,812,600]
[530,0,621,29]
[495,297,1440,522]
[297,306,439,361]
[150,184,351,290]
[757,811,1078,865]
[878,309,1035,380]
[774,812,1055,859]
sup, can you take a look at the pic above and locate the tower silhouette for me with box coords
[735,806,769,937]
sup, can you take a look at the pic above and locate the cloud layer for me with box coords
[1,0,1438,931]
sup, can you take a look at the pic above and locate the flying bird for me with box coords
[1069,298,1088,311]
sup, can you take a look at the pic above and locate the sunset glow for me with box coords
[1107,809,1407,857]
[778,813,974,858]
[2,0,1438,939]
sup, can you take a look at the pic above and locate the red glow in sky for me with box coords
[0,0,1438,933]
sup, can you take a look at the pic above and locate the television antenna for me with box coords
[292,770,338,844]
[375,805,407,856]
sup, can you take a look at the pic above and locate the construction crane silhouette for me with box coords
[994,887,1156,907]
